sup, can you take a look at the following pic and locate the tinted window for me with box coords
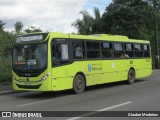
[86,41,100,58]
[73,41,85,59]
[126,44,132,51]
[135,44,143,57]
[125,44,134,57]
[102,42,110,49]
[114,43,123,58]
[135,44,141,51]
[101,42,113,58]
[144,45,148,50]
[86,42,99,50]
[114,43,123,51]
[13,44,47,70]
[143,44,150,57]
[52,42,70,66]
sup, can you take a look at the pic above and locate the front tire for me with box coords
[73,74,85,94]
[127,69,135,84]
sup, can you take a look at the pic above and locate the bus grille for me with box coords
[16,84,41,89]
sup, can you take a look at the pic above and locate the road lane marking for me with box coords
[17,95,76,107]
[67,101,132,120]
[17,99,54,107]
[97,101,132,111]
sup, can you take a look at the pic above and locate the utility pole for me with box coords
[154,0,159,69]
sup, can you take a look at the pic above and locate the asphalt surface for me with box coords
[0,71,160,120]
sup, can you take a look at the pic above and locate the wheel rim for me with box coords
[74,75,85,94]
[76,79,83,90]
[129,71,135,83]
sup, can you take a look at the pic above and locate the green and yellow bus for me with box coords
[12,32,152,93]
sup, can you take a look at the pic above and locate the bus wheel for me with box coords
[73,74,85,94]
[127,69,135,84]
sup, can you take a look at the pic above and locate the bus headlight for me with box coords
[41,72,51,81]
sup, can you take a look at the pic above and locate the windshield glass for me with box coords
[13,43,47,71]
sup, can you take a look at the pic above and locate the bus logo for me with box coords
[88,64,92,72]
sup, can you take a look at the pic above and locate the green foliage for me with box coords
[0,55,12,84]
[72,7,101,35]
[92,8,101,33]
[24,26,42,33]
[72,1,156,39]
[0,20,5,31]
[72,11,94,35]
[14,21,23,35]
[13,21,43,34]
[0,31,15,83]
[0,31,15,84]
[0,20,16,84]
[0,30,16,56]
[101,0,154,39]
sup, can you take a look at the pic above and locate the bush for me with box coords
[0,55,12,84]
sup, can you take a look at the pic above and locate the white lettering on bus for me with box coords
[16,35,43,43]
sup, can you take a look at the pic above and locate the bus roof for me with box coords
[48,32,149,44]
[16,32,150,44]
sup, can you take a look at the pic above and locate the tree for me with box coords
[72,7,101,35]
[0,29,15,82]
[14,21,23,34]
[0,30,16,56]
[92,7,101,33]
[101,0,154,39]
[24,26,42,33]
[0,20,6,31]
[0,20,16,56]
[101,0,160,68]
[72,10,94,35]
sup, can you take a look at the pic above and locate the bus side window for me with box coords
[143,44,150,57]
[125,44,134,57]
[73,41,84,59]
[114,43,123,58]
[101,42,112,58]
[86,41,100,59]
[135,44,143,57]
[52,43,69,66]
[52,44,62,60]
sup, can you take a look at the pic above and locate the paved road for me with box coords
[0,72,160,120]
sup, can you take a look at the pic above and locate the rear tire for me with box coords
[127,69,135,84]
[73,74,85,94]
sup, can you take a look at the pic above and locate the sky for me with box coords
[0,0,112,33]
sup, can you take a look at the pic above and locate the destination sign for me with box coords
[16,34,47,43]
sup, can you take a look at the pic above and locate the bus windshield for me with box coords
[13,43,47,71]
